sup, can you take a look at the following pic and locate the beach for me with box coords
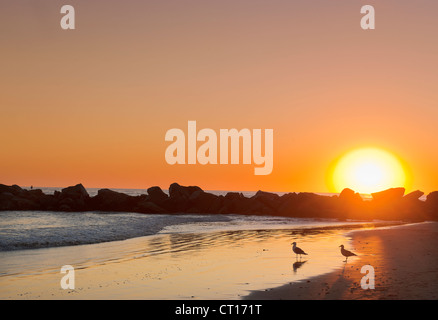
[0,214,436,300]
[0,215,387,300]
[247,221,438,300]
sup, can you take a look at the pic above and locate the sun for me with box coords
[329,148,408,194]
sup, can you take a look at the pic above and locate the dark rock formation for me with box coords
[0,183,436,222]
[90,189,141,212]
[58,184,90,211]
[371,187,405,202]
[135,199,166,214]
[426,191,438,217]
[147,186,168,205]
[337,188,364,220]
[404,190,424,201]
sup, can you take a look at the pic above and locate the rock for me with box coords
[147,186,168,205]
[57,184,90,211]
[187,190,219,213]
[0,193,14,210]
[251,191,281,210]
[61,184,89,200]
[59,197,76,210]
[28,189,44,197]
[337,188,364,220]
[371,187,405,202]
[339,188,355,198]
[245,197,274,215]
[0,182,437,222]
[220,192,245,213]
[91,189,139,211]
[0,192,14,200]
[277,193,299,216]
[0,184,24,196]
[426,191,438,216]
[37,194,58,211]
[135,200,166,213]
[209,195,224,214]
[169,183,203,200]
[0,185,55,210]
[403,190,424,201]
[11,197,39,210]
[59,204,73,212]
[163,183,204,212]
[339,188,362,202]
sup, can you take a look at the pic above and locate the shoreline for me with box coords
[1,220,436,299]
[0,210,398,253]
[0,220,394,300]
[245,221,438,300]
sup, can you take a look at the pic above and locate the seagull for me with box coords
[291,242,308,259]
[339,245,357,262]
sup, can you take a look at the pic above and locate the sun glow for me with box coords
[330,148,408,194]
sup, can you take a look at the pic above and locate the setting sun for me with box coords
[330,148,408,194]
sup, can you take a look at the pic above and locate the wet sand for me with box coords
[246,222,438,300]
[0,223,381,300]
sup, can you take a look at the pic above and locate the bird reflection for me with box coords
[292,260,307,273]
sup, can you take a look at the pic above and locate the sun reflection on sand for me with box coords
[0,223,396,300]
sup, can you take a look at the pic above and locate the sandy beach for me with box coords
[1,221,436,300]
[247,221,438,300]
[0,220,387,300]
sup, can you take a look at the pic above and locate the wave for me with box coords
[0,210,364,252]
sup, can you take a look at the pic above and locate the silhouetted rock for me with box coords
[426,191,438,216]
[169,183,202,200]
[245,196,274,215]
[61,184,89,200]
[0,192,14,200]
[91,189,140,212]
[251,191,281,210]
[371,187,405,202]
[56,184,89,211]
[0,184,24,196]
[163,183,204,212]
[0,183,436,222]
[277,193,300,216]
[278,192,335,218]
[339,188,362,202]
[219,192,250,214]
[187,190,219,213]
[147,186,168,205]
[59,197,76,212]
[337,188,364,220]
[404,190,424,201]
[209,195,225,214]
[135,200,166,213]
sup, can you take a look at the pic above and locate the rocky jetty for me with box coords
[0,183,437,222]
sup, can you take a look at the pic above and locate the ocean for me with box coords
[0,187,392,299]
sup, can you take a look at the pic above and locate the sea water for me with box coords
[0,188,386,299]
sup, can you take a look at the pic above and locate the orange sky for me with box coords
[1,1,437,194]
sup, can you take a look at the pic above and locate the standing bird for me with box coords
[291,242,308,259]
[339,245,357,262]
